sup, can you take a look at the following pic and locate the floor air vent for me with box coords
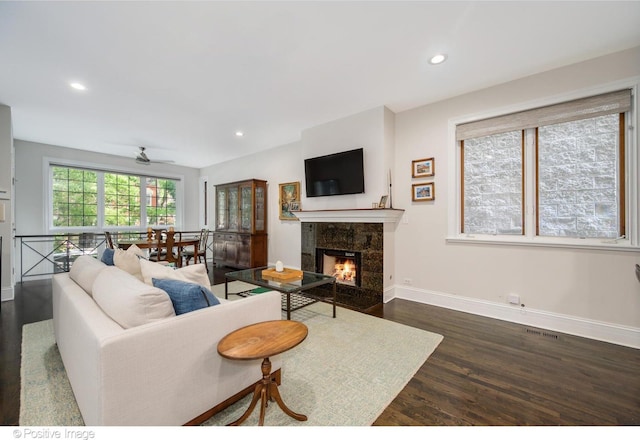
[525,328,559,340]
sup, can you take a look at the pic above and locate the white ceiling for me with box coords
[1,1,639,168]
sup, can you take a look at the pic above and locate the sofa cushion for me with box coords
[68,255,108,297]
[113,244,145,281]
[139,258,211,289]
[152,278,220,315]
[93,266,176,328]
[101,248,115,266]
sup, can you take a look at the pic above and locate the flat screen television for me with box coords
[304,148,365,197]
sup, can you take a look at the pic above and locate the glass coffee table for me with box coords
[225,266,337,319]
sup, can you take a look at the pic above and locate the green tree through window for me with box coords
[52,167,98,227]
[51,165,179,230]
[146,178,177,226]
[104,173,141,227]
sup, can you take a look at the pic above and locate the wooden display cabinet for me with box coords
[213,179,267,268]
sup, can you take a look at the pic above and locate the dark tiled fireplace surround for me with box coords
[301,222,384,311]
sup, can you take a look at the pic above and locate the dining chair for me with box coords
[149,229,178,264]
[183,228,210,272]
[104,231,115,249]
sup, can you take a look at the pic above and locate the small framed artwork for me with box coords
[412,182,435,201]
[279,181,301,220]
[412,157,435,178]
[378,195,388,208]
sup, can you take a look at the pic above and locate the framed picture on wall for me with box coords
[279,181,301,220]
[412,182,435,201]
[412,157,435,178]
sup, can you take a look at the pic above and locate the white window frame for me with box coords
[447,78,639,252]
[44,157,185,234]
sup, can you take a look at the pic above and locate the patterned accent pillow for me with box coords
[152,278,220,315]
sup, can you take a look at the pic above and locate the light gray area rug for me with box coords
[20,295,443,426]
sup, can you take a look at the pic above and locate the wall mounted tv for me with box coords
[304,147,365,197]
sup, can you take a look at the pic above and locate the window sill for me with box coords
[446,235,640,253]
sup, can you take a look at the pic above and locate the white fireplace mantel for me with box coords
[293,208,404,224]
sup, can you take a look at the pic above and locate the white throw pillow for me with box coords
[139,258,211,289]
[92,266,176,329]
[68,255,108,297]
[113,244,145,281]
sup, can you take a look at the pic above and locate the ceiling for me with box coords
[1,1,639,169]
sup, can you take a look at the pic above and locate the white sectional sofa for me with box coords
[52,254,282,426]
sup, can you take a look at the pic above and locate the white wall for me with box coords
[8,47,639,346]
[202,140,303,268]
[300,106,393,210]
[11,140,202,289]
[203,48,640,348]
[202,105,395,269]
[393,47,640,347]
[0,105,13,301]
[14,140,202,235]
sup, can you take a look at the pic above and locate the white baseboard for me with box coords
[385,285,640,349]
[1,285,14,302]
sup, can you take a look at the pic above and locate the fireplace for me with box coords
[297,208,403,311]
[316,248,362,287]
[301,221,384,311]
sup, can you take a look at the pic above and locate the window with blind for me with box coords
[50,165,180,230]
[456,89,631,241]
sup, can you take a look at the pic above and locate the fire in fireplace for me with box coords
[316,248,362,287]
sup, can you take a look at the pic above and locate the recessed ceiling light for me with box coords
[429,54,447,65]
[235,131,244,137]
[69,82,87,91]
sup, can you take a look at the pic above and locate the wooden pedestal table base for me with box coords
[217,320,308,426]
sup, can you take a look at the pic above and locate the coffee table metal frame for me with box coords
[224,266,337,319]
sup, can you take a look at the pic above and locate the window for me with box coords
[455,88,634,247]
[104,172,141,227]
[52,167,98,227]
[462,130,523,235]
[537,114,622,238]
[145,177,176,226]
[50,165,180,231]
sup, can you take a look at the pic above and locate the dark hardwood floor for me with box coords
[373,300,640,425]
[1,279,53,426]
[2,266,639,426]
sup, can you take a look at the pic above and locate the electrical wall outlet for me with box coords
[403,278,412,285]
[507,293,520,305]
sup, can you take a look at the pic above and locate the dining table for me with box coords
[117,230,198,268]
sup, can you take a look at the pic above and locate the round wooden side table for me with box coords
[217,320,308,426]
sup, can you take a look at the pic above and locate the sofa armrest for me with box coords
[97,291,282,425]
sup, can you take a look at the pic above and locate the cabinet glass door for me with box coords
[216,188,227,230]
[255,186,265,231]
[227,187,239,231]
[239,185,253,232]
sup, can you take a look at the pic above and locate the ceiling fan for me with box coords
[135,147,175,165]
